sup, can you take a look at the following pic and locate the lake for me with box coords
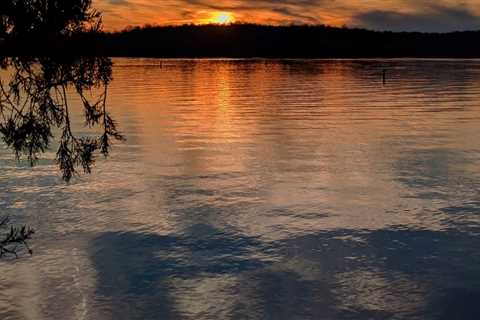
[1,59,480,319]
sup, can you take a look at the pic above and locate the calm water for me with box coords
[2,59,480,319]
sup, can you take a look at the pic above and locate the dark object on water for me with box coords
[382,69,387,85]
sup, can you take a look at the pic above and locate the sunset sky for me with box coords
[95,0,480,32]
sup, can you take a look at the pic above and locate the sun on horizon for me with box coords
[209,12,236,25]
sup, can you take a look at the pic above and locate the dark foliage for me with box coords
[0,0,101,37]
[0,1,125,259]
[0,0,123,182]
[0,216,34,258]
[0,56,124,182]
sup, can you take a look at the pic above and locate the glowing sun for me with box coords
[210,12,236,25]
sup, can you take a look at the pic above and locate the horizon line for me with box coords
[104,22,480,35]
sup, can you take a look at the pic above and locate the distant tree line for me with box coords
[3,23,480,58]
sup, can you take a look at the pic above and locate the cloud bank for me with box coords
[94,0,480,32]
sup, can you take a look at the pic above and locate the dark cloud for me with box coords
[108,0,129,5]
[355,5,480,32]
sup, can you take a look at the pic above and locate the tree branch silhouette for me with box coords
[0,0,124,258]
[0,216,34,258]
[1,1,123,182]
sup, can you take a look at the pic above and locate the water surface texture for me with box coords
[1,59,480,319]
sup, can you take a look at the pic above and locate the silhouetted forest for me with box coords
[3,23,480,58]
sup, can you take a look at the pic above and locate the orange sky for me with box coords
[95,0,480,32]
